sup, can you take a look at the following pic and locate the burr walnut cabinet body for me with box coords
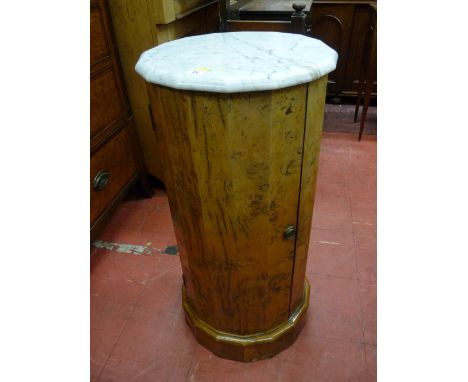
[136,32,337,361]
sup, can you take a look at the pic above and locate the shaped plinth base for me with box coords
[182,279,310,362]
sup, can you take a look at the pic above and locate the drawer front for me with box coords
[174,0,214,16]
[91,4,110,65]
[155,0,215,24]
[91,124,137,224]
[90,67,125,137]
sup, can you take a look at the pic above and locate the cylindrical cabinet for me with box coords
[136,32,337,362]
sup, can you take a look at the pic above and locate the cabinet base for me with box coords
[182,279,310,362]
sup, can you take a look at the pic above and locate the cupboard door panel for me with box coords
[310,4,354,94]
[344,4,377,94]
[148,83,308,334]
[290,76,327,312]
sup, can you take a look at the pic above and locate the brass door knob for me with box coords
[93,170,110,191]
[283,225,297,240]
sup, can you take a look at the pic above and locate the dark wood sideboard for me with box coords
[309,0,377,100]
[90,0,147,240]
[223,0,377,101]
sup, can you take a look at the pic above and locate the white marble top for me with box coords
[135,32,337,93]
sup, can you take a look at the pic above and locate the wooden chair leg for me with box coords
[358,79,373,141]
[354,81,364,123]
[358,4,377,141]
[354,24,369,123]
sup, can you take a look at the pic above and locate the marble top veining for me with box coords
[135,32,338,93]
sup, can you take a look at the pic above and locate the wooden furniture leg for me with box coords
[358,77,373,141]
[354,75,365,123]
[355,4,377,140]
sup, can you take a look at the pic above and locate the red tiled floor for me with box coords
[312,193,354,232]
[90,298,132,379]
[186,345,281,382]
[135,268,184,315]
[351,197,377,235]
[307,273,361,323]
[91,130,376,381]
[275,335,367,382]
[365,344,377,382]
[98,308,197,382]
[315,151,349,197]
[91,248,180,286]
[303,273,363,343]
[91,277,144,307]
[307,229,357,279]
[346,151,376,202]
[359,280,377,345]
[354,233,377,282]
[98,189,177,247]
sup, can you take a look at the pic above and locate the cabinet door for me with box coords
[309,4,354,94]
[343,4,377,95]
[148,83,309,334]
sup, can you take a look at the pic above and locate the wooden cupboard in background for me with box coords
[107,0,219,182]
[309,0,377,100]
[91,0,146,240]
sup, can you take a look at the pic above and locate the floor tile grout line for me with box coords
[183,348,199,382]
[141,263,181,285]
[91,251,181,286]
[341,140,368,347]
[312,226,355,234]
[309,137,372,350]
[134,202,154,242]
[307,271,359,281]
[363,342,377,381]
[353,232,367,347]
[311,226,353,234]
[95,301,138,381]
[95,264,177,381]
[314,139,357,235]
[96,306,143,380]
[345,137,377,235]
[304,333,374,346]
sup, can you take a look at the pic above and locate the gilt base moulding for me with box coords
[136,32,337,362]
